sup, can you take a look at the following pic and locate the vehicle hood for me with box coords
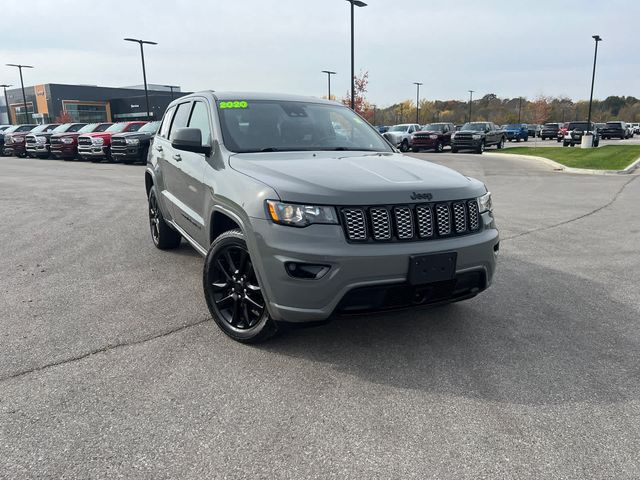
[51,132,81,139]
[229,151,485,205]
[112,132,153,140]
[414,130,441,135]
[384,131,406,137]
[81,132,112,138]
[504,127,524,132]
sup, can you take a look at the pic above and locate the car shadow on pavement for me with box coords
[258,256,640,407]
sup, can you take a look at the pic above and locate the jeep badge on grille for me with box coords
[410,192,433,201]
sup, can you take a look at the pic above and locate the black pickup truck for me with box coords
[110,121,160,164]
[451,122,505,154]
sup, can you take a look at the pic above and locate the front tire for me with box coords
[400,140,409,152]
[435,141,444,153]
[148,186,181,250]
[496,137,504,149]
[203,229,278,343]
[476,141,485,154]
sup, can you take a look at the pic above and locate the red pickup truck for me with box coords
[51,122,112,160]
[77,121,147,162]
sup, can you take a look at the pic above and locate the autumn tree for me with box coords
[341,71,371,116]
[531,96,551,125]
[55,111,73,123]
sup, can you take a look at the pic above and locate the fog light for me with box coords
[285,262,330,279]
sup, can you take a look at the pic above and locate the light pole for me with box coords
[321,70,336,100]
[124,38,157,120]
[468,90,474,123]
[413,82,423,124]
[518,97,523,123]
[6,64,33,123]
[163,85,179,100]
[0,84,12,124]
[586,35,602,139]
[347,0,367,110]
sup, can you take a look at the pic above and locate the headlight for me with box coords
[451,133,457,139]
[125,138,140,145]
[472,134,482,140]
[477,191,492,213]
[61,137,74,144]
[91,137,104,145]
[266,200,338,227]
[36,136,46,144]
[429,134,438,139]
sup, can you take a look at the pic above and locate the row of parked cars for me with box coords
[0,120,160,163]
[378,118,638,153]
[382,122,506,154]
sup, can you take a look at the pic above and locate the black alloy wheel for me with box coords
[203,230,277,343]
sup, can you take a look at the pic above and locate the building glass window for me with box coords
[64,103,108,123]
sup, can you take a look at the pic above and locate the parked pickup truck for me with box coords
[540,123,561,140]
[451,122,505,153]
[110,121,160,164]
[26,123,86,159]
[411,122,455,153]
[503,124,528,142]
[50,122,113,160]
[77,121,147,162]
[562,121,600,147]
[382,123,421,152]
[4,124,57,157]
[1,124,34,155]
[600,121,628,140]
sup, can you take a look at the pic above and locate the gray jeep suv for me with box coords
[146,91,499,342]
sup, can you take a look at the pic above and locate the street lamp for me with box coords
[124,38,157,120]
[346,0,367,110]
[518,97,523,123]
[321,70,336,100]
[413,82,423,124]
[163,85,179,100]
[468,90,474,123]
[586,35,602,141]
[0,84,12,124]
[6,64,33,124]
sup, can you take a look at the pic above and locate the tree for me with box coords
[531,96,551,125]
[341,70,371,115]
[55,111,73,123]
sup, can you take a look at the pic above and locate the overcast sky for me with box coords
[1,0,637,106]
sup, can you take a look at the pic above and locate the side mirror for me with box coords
[171,127,211,155]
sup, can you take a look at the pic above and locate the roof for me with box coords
[191,90,337,105]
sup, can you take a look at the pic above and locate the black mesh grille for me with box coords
[25,135,36,145]
[50,138,62,145]
[340,199,481,243]
[78,137,92,146]
[111,137,126,146]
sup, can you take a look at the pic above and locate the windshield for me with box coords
[421,124,445,132]
[217,100,392,153]
[139,121,160,133]
[461,123,487,131]
[544,123,559,128]
[388,125,409,132]
[51,123,84,133]
[105,123,128,133]
[605,122,622,126]
[78,123,98,133]
[94,123,112,132]
[504,124,522,129]
[31,124,58,133]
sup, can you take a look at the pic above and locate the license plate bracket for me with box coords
[408,252,457,285]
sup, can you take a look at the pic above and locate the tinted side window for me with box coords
[188,101,212,146]
[159,106,175,139]
[169,102,192,140]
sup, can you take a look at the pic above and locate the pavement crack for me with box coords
[503,175,637,241]
[0,317,211,383]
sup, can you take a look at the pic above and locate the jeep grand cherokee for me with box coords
[145,92,499,342]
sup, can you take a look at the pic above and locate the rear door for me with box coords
[166,98,211,247]
[153,105,178,220]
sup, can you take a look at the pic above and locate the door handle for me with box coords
[173,154,182,162]
[155,145,163,152]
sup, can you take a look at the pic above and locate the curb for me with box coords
[487,152,640,175]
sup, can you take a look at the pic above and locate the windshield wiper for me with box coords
[260,147,279,152]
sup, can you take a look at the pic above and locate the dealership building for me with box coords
[1,83,187,125]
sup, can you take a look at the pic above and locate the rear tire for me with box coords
[203,229,278,343]
[411,147,419,153]
[496,137,504,150]
[451,147,458,153]
[148,186,181,250]
[476,141,485,154]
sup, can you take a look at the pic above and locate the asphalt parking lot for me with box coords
[1,154,639,479]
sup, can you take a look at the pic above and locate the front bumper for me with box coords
[505,132,525,140]
[412,137,439,148]
[50,144,77,157]
[452,138,483,149]
[78,145,108,158]
[111,145,141,160]
[26,145,50,155]
[248,214,499,323]
[4,143,26,155]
